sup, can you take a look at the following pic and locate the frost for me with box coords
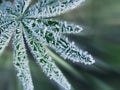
[0,1,14,15]
[26,0,85,18]
[13,23,34,90]
[23,27,71,90]
[23,18,94,65]
[14,0,32,14]
[0,22,14,54]
[42,19,83,34]
[0,2,15,27]
[0,0,95,90]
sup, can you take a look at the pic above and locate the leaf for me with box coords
[0,22,15,55]
[0,2,15,55]
[0,13,15,28]
[37,0,58,7]
[23,18,95,65]
[13,23,34,90]
[47,35,95,65]
[23,18,83,34]
[0,0,95,90]
[14,0,32,14]
[0,2,15,26]
[0,1,15,15]
[26,0,85,18]
[42,19,83,34]
[23,23,71,90]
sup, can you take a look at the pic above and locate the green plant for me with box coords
[0,0,95,90]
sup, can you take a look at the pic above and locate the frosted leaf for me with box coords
[26,0,85,18]
[0,2,15,26]
[0,1,15,15]
[0,0,95,89]
[14,0,32,14]
[47,35,95,65]
[41,33,94,65]
[23,18,95,65]
[42,19,83,33]
[23,19,82,34]
[0,12,15,28]
[13,23,34,90]
[0,22,15,55]
[38,0,57,6]
[23,25,71,90]
[0,2,15,55]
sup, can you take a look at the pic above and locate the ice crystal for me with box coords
[0,0,95,90]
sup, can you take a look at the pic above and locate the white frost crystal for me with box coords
[0,0,95,90]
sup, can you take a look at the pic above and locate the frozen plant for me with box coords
[0,0,95,90]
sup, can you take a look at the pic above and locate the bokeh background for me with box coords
[0,0,120,90]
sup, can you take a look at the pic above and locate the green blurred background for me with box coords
[0,0,120,90]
